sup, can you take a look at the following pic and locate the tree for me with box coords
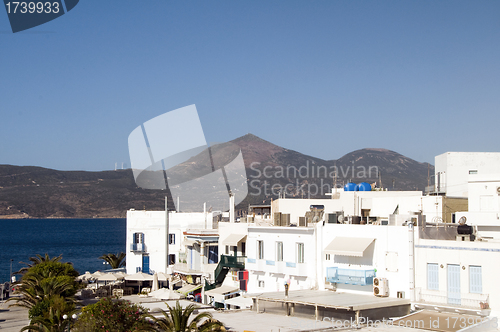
[99,252,126,269]
[20,306,70,332]
[72,297,153,332]
[15,254,63,275]
[147,301,225,332]
[8,255,79,321]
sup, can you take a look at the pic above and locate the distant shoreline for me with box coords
[0,215,125,220]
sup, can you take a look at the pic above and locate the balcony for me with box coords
[284,262,308,276]
[130,243,145,252]
[416,288,490,310]
[425,184,446,195]
[326,267,375,286]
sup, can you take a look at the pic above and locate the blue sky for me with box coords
[1,1,500,171]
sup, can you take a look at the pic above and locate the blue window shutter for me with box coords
[427,263,439,290]
[469,266,482,293]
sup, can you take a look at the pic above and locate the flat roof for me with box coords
[249,290,410,311]
[393,309,491,332]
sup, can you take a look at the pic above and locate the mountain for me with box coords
[0,134,433,218]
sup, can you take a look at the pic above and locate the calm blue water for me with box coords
[0,218,126,282]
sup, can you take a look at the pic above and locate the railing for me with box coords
[130,243,145,252]
[207,255,246,289]
[415,288,489,309]
[425,184,446,194]
[326,267,375,286]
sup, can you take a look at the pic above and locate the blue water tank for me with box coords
[356,182,372,191]
[344,183,357,191]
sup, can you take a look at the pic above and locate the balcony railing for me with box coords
[326,267,375,286]
[416,288,489,309]
[130,243,145,252]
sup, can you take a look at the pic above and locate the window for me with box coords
[133,232,144,244]
[168,233,175,245]
[296,243,304,263]
[469,266,482,293]
[276,242,283,261]
[427,263,439,290]
[257,240,264,259]
[325,253,331,260]
[469,170,478,175]
[258,280,265,288]
[225,245,229,255]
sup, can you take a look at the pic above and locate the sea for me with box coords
[0,218,126,283]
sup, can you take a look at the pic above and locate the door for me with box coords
[142,255,150,274]
[447,264,461,305]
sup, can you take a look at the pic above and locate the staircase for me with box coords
[205,255,245,291]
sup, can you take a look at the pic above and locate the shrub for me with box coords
[73,297,152,332]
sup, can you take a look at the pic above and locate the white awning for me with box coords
[175,284,202,295]
[184,239,196,246]
[205,285,240,297]
[224,296,253,308]
[221,234,247,246]
[205,285,240,303]
[324,237,375,257]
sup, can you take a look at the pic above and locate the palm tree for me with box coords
[147,301,225,332]
[15,254,63,275]
[8,257,79,320]
[99,252,126,269]
[20,307,70,332]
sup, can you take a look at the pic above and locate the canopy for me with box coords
[77,271,93,281]
[324,237,375,257]
[149,288,182,300]
[205,285,240,297]
[175,284,202,295]
[221,234,247,246]
[97,273,124,281]
[205,285,240,303]
[224,296,253,308]
[125,272,154,281]
[156,272,170,281]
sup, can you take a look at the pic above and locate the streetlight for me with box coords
[9,259,13,297]
[63,313,77,331]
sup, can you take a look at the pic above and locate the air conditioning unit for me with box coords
[373,277,389,297]
[298,217,306,227]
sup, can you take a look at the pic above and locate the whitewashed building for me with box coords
[432,152,500,197]
[126,209,215,275]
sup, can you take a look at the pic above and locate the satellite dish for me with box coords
[337,215,344,223]
[432,216,443,223]
[458,216,467,225]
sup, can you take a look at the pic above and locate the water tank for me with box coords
[344,183,357,191]
[356,182,372,191]
[457,225,473,235]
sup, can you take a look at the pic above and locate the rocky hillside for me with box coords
[0,134,433,218]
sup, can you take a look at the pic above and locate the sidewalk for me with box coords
[0,299,30,332]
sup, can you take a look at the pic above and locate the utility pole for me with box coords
[165,197,169,271]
